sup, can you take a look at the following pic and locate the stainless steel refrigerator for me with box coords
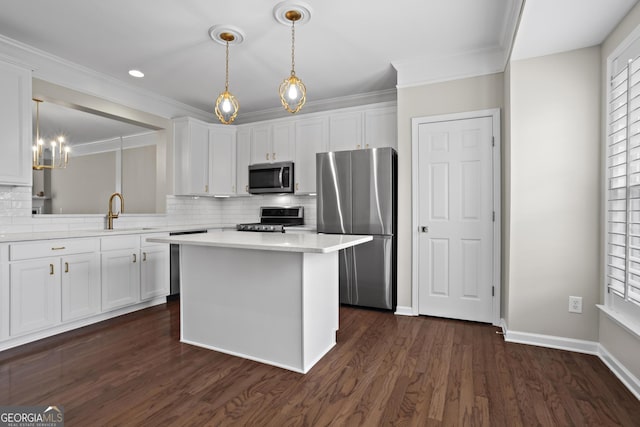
[316,147,397,311]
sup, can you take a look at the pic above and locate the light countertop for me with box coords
[147,231,371,253]
[0,224,225,243]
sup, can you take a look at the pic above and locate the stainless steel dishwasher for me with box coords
[168,229,207,300]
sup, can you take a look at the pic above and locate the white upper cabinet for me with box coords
[364,107,397,149]
[250,124,271,164]
[250,122,294,164]
[236,128,251,196]
[173,118,237,196]
[329,111,363,152]
[271,122,294,162]
[295,116,328,194]
[209,126,236,196]
[173,118,210,195]
[0,60,32,186]
[173,103,395,197]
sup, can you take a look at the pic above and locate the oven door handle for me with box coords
[278,167,284,188]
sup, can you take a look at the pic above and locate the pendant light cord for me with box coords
[290,20,296,77]
[225,41,230,92]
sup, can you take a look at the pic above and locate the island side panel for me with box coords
[180,245,304,371]
[302,251,339,372]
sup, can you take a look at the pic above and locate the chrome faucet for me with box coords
[107,192,124,230]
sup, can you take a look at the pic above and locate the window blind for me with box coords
[607,57,640,306]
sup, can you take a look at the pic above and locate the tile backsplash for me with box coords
[168,194,317,227]
[0,184,317,234]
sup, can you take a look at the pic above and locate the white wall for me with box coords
[397,73,505,308]
[51,151,116,214]
[507,47,601,340]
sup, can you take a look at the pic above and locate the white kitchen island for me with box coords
[147,231,372,373]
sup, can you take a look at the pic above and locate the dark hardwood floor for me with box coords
[1,300,639,426]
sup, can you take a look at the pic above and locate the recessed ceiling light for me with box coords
[128,69,144,78]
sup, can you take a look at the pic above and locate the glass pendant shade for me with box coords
[215,90,239,124]
[279,74,306,113]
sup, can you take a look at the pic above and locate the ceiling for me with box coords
[512,0,639,60]
[1,0,638,134]
[0,0,521,122]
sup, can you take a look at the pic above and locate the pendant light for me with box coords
[275,2,312,114]
[209,26,245,124]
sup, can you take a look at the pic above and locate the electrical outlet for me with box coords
[569,296,583,313]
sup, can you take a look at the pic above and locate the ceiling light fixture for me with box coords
[32,99,70,170]
[128,69,144,78]
[275,2,312,114]
[209,25,245,125]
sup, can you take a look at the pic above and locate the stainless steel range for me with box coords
[236,206,304,232]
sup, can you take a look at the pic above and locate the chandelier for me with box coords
[32,99,70,170]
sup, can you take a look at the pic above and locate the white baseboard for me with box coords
[394,306,416,316]
[598,344,640,400]
[501,322,640,400]
[503,328,599,355]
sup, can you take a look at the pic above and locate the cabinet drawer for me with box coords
[10,239,98,261]
[101,235,139,252]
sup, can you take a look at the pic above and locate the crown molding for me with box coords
[0,34,212,122]
[392,46,505,89]
[499,0,525,66]
[235,88,397,124]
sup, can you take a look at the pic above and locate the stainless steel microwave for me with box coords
[248,161,294,194]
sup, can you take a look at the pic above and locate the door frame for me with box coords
[411,108,501,325]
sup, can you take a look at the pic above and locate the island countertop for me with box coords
[146,230,372,253]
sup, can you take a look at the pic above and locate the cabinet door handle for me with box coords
[245,184,248,193]
[272,152,276,160]
[232,185,235,193]
[143,252,147,262]
[266,153,269,161]
[64,262,69,273]
[366,144,370,148]
[51,246,66,251]
[133,253,137,263]
[356,144,361,149]
[205,185,209,193]
[49,264,54,275]
[296,182,299,191]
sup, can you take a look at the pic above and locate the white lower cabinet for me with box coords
[8,238,100,337]
[1,233,169,349]
[61,253,101,322]
[10,258,61,336]
[140,235,169,301]
[101,238,141,312]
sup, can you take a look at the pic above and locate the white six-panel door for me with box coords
[414,114,496,323]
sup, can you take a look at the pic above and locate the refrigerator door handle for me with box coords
[352,246,358,304]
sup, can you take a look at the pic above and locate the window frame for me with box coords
[603,31,640,335]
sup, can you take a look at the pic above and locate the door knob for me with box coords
[420,226,428,233]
